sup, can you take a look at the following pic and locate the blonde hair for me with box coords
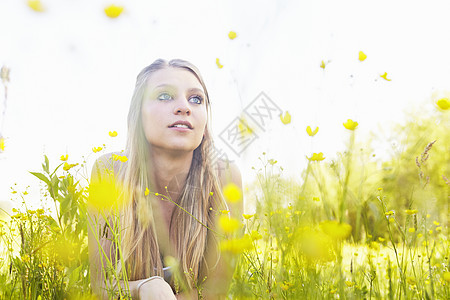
[117,59,227,289]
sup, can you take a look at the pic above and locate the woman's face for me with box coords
[141,67,207,153]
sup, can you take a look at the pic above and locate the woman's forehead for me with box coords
[146,68,204,92]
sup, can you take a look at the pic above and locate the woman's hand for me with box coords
[138,277,177,300]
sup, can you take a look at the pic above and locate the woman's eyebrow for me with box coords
[154,84,204,95]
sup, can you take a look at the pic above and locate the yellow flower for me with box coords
[385,210,394,216]
[218,215,241,234]
[242,213,255,220]
[443,272,450,283]
[223,183,242,203]
[312,197,320,202]
[60,154,69,161]
[436,226,442,232]
[144,188,149,196]
[0,136,4,152]
[345,281,354,287]
[216,58,223,69]
[109,131,118,137]
[220,210,230,215]
[380,72,392,81]
[307,152,325,161]
[228,31,237,40]
[426,214,430,218]
[320,60,326,69]
[219,235,252,254]
[358,51,367,61]
[406,277,416,286]
[88,174,125,211]
[320,220,352,240]
[433,221,440,226]
[119,155,128,162]
[343,119,358,130]
[405,209,418,215]
[104,5,123,18]
[27,0,45,12]
[436,98,450,110]
[250,230,262,241]
[306,126,319,136]
[280,111,291,124]
[408,227,415,233]
[63,162,78,171]
[378,237,385,242]
[92,147,103,153]
[21,254,30,263]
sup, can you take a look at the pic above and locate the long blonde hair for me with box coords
[117,59,227,289]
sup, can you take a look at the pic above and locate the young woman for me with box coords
[88,59,243,299]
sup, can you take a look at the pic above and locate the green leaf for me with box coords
[29,172,51,186]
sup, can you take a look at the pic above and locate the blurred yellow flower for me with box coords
[27,0,45,12]
[320,220,352,240]
[219,235,252,254]
[307,152,325,161]
[313,197,320,202]
[389,218,395,224]
[228,31,237,40]
[358,51,367,61]
[343,119,358,130]
[280,111,291,124]
[345,281,354,287]
[60,154,69,161]
[92,147,103,153]
[408,227,415,233]
[63,162,78,171]
[250,230,262,241]
[109,131,118,137]
[385,210,394,216]
[436,98,450,110]
[306,126,319,136]
[320,60,326,69]
[144,187,149,196]
[405,209,418,215]
[218,215,241,234]
[406,277,416,286]
[216,58,224,69]
[104,5,123,18]
[444,272,450,282]
[223,183,242,203]
[242,213,255,220]
[21,254,30,263]
[112,154,128,162]
[433,221,440,226]
[88,174,125,211]
[378,237,385,242]
[0,136,4,152]
[380,72,392,81]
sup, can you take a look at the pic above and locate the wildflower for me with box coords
[112,154,128,162]
[209,192,214,196]
[60,154,69,161]
[220,210,230,215]
[434,97,450,111]
[406,277,416,286]
[88,174,125,211]
[104,5,123,18]
[343,119,358,130]
[436,226,442,232]
[144,188,149,196]
[378,237,385,242]
[417,233,423,238]
[408,227,415,233]
[320,220,352,240]
[433,221,440,226]
[345,281,354,287]
[320,60,326,69]
[216,58,223,69]
[21,254,30,263]
[380,72,392,81]
[218,215,241,234]
[426,214,430,218]
[0,136,5,152]
[385,210,395,216]
[429,230,433,235]
[242,213,255,220]
[219,235,252,254]
[307,152,325,161]
[330,289,337,294]
[313,197,320,202]
[268,159,277,165]
[280,281,291,291]
[444,272,450,283]
[109,131,118,137]
[63,162,78,171]
[358,51,367,61]
[92,147,103,153]
[250,230,262,241]
[306,126,319,136]
[228,31,237,40]
[405,209,418,215]
[280,111,291,125]
[27,0,45,12]
[223,183,242,203]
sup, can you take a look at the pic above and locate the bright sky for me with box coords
[1,0,449,211]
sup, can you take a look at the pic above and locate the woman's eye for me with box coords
[158,93,172,101]
[190,95,203,104]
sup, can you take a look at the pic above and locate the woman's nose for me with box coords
[173,97,191,115]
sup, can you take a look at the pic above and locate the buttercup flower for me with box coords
[320,60,326,69]
[242,213,255,220]
[216,58,224,69]
[218,215,241,234]
[228,31,237,40]
[63,162,78,171]
[109,131,118,137]
[436,98,450,110]
[92,147,103,153]
[306,126,319,136]
[405,209,418,215]
[144,188,149,196]
[223,183,242,203]
[27,0,45,12]
[380,72,392,81]
[358,51,367,61]
[307,152,325,161]
[0,136,5,152]
[104,5,123,18]
[280,111,291,125]
[343,119,358,130]
[60,154,68,161]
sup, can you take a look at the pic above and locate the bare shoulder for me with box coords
[216,159,242,190]
[91,151,127,182]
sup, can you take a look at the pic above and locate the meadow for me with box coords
[0,104,449,299]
